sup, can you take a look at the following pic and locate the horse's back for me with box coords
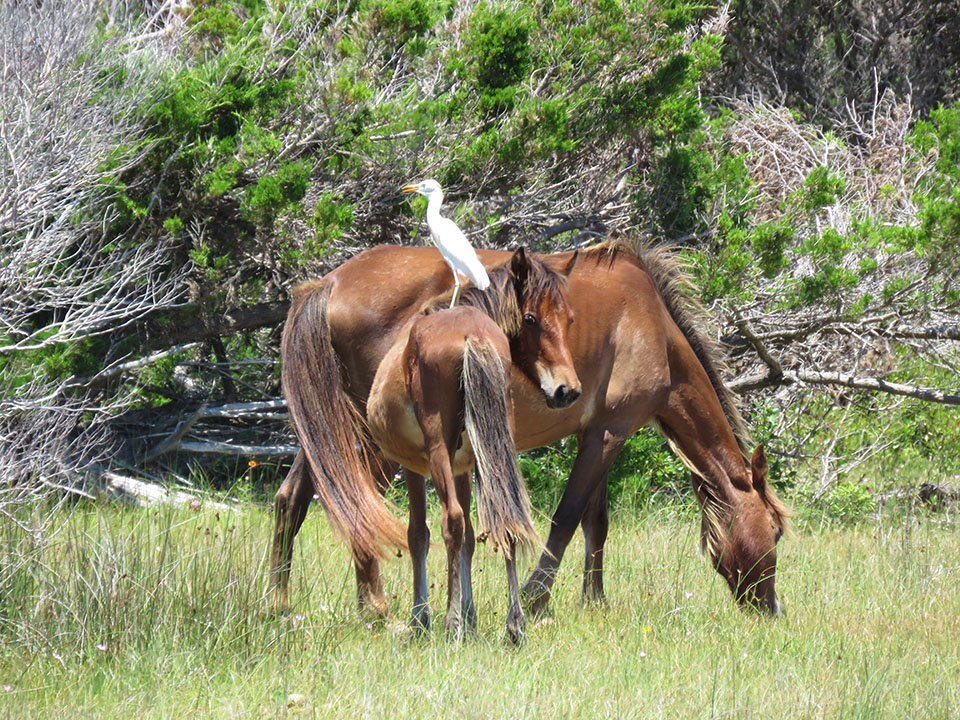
[408,306,509,378]
[324,243,688,445]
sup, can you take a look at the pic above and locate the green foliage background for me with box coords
[3,0,960,521]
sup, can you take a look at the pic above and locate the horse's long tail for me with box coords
[281,281,407,562]
[462,336,539,560]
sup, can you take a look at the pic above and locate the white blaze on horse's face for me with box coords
[535,358,580,409]
[509,248,582,410]
[523,304,581,410]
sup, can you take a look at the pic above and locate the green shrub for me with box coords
[243,159,312,227]
[797,166,846,211]
[465,4,533,113]
[373,0,438,44]
[607,430,690,509]
[822,480,876,522]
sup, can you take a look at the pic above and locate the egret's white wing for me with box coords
[431,216,490,290]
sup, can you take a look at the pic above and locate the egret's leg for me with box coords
[449,277,462,308]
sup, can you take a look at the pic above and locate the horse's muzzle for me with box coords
[545,383,581,409]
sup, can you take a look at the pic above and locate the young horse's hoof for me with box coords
[506,624,525,645]
[443,616,464,642]
[264,599,290,618]
[506,609,525,645]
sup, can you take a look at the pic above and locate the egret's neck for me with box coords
[425,190,444,223]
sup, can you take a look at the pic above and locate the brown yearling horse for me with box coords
[365,248,578,641]
[282,249,579,639]
[272,240,791,617]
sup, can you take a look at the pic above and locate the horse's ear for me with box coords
[750,444,769,493]
[563,250,579,277]
[510,247,529,284]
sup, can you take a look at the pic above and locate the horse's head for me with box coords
[704,445,788,615]
[507,248,581,409]
[455,247,581,409]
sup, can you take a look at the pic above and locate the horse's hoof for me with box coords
[521,578,552,617]
[524,593,552,619]
[359,603,392,622]
[409,612,431,638]
[506,612,525,645]
[507,605,527,645]
[443,616,463,642]
[264,603,289,619]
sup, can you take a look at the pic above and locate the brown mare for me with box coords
[282,248,579,639]
[272,239,791,618]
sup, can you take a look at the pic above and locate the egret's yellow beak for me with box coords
[401,184,419,193]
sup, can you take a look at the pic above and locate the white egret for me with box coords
[402,179,490,308]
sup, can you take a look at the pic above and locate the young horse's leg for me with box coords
[269,451,313,612]
[431,448,465,639]
[581,479,609,605]
[406,470,431,633]
[504,538,525,644]
[455,471,477,632]
[522,426,627,616]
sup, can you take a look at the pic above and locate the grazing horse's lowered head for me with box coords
[454,247,581,410]
[698,445,790,615]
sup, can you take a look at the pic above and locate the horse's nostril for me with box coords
[550,384,580,408]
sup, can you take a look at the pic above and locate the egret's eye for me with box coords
[523,313,538,327]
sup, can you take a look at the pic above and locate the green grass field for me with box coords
[1,496,957,719]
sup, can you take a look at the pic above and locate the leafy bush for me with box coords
[821,480,877,523]
[465,4,533,114]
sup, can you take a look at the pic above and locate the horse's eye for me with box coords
[523,313,538,327]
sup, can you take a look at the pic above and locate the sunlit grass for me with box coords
[1,497,957,719]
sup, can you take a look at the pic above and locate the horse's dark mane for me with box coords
[425,253,569,338]
[585,237,792,550]
[586,238,753,457]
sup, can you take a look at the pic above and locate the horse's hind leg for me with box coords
[434,457,465,639]
[355,455,399,619]
[504,538,525,644]
[581,479,609,604]
[270,451,313,612]
[522,426,626,617]
[455,471,477,632]
[406,470,431,634]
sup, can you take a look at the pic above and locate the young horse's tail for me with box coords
[281,281,407,562]
[462,336,539,560]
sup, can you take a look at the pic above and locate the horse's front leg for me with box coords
[269,451,313,613]
[504,538,525,644]
[522,427,626,616]
[581,479,609,605]
[406,470,431,634]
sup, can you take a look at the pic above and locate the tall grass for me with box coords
[1,497,957,718]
